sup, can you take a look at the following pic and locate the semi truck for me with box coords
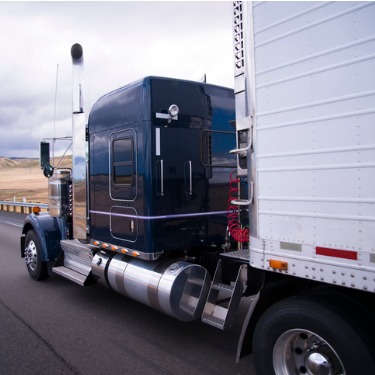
[21,2,375,374]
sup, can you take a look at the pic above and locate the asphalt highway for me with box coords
[0,211,255,375]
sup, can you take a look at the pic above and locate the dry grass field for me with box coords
[0,157,72,204]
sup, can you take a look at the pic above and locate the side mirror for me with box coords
[40,142,50,169]
[40,142,54,177]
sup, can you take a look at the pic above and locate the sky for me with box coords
[0,1,234,158]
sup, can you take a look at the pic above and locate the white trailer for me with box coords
[231,1,375,373]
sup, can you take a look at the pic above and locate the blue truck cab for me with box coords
[89,76,236,258]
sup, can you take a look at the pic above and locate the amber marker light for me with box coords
[269,259,288,270]
[121,249,128,254]
[102,243,109,249]
[32,206,41,214]
[111,245,118,251]
[131,251,140,257]
[93,240,100,246]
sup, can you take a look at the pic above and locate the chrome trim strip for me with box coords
[90,209,227,221]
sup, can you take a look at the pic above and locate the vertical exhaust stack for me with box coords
[71,43,87,239]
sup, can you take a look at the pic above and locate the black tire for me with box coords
[24,230,49,281]
[253,294,375,375]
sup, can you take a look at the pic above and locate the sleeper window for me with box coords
[113,138,133,185]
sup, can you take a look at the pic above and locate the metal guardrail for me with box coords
[0,200,48,214]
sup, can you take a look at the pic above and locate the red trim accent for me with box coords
[316,246,357,260]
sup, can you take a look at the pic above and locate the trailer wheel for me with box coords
[24,230,48,281]
[252,295,375,375]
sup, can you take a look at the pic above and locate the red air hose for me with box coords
[227,170,249,243]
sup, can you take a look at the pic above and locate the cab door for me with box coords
[154,126,204,214]
[153,125,206,250]
[109,129,138,243]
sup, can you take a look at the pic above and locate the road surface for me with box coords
[0,211,255,375]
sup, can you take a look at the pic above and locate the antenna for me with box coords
[199,73,207,83]
[53,63,59,166]
[53,64,59,138]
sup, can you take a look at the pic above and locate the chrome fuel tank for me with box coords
[92,252,211,322]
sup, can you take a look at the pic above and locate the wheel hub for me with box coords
[273,329,345,375]
[25,240,37,271]
[305,352,331,375]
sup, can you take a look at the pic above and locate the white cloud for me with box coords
[0,1,234,157]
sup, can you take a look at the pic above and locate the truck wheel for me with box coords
[25,230,48,281]
[252,295,375,375]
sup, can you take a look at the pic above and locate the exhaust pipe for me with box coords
[71,43,84,113]
[71,43,87,239]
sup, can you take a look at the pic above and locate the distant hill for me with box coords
[0,157,39,169]
[0,156,72,169]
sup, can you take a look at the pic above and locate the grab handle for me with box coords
[184,160,192,195]
[156,160,164,196]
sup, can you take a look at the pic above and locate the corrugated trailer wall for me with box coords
[245,1,375,288]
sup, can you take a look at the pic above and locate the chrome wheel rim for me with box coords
[25,240,38,271]
[273,329,345,375]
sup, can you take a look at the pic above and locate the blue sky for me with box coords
[0,1,234,157]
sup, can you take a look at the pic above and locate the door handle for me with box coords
[184,160,192,195]
[156,160,164,196]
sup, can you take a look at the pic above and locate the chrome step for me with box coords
[60,239,93,274]
[178,268,211,318]
[180,298,199,314]
[202,259,247,330]
[53,239,94,286]
[212,282,235,293]
[53,266,89,286]
[201,307,226,329]
[220,249,250,261]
